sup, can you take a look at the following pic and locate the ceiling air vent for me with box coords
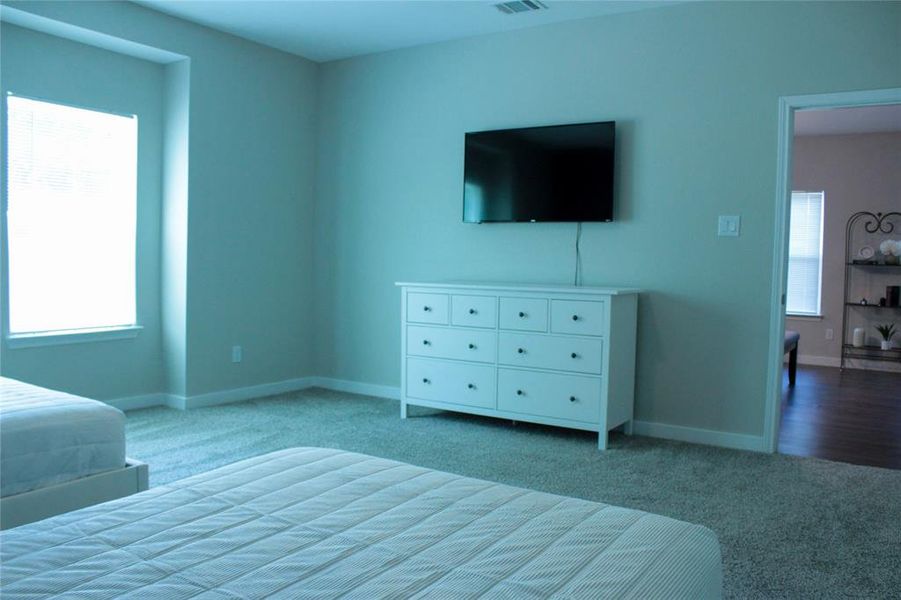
[495,0,548,15]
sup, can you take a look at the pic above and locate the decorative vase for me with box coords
[853,328,866,348]
[881,340,894,351]
[886,255,901,266]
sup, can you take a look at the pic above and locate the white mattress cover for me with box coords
[0,377,126,498]
[0,447,722,599]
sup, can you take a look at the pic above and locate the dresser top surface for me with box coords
[395,281,640,296]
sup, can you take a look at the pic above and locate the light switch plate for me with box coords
[718,215,741,237]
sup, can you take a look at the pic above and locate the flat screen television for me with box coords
[463,121,615,223]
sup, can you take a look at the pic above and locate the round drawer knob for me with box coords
[569,396,577,402]
[517,348,525,354]
[571,352,578,359]
[571,314,579,321]
[468,343,476,349]
[516,389,524,396]
[518,311,526,318]
[422,378,430,384]
[467,383,475,389]
[423,306,431,312]
[469,308,476,315]
[423,340,430,346]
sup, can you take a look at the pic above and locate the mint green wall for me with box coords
[160,58,190,397]
[1,1,319,397]
[313,1,901,436]
[0,23,165,400]
[2,1,898,437]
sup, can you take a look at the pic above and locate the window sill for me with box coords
[786,314,823,321]
[6,325,143,349]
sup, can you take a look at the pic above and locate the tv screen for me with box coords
[463,121,615,223]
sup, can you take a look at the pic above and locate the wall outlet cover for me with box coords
[717,215,741,237]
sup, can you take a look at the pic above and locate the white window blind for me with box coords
[786,191,824,316]
[6,95,138,335]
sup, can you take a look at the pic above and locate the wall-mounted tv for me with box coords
[463,121,615,223]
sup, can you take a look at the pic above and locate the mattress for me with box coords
[0,447,722,599]
[0,377,126,498]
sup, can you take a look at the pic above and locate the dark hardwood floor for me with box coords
[779,364,901,469]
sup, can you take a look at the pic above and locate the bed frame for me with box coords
[0,458,148,530]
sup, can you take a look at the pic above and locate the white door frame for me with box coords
[763,87,901,453]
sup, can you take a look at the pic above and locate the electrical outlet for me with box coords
[717,215,741,237]
[231,345,243,363]
[825,328,834,341]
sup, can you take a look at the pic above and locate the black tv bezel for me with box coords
[462,120,615,224]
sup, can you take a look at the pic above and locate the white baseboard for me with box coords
[108,375,766,453]
[796,354,841,367]
[309,378,766,452]
[308,377,401,400]
[179,377,317,409]
[105,393,172,412]
[791,354,901,372]
[631,420,766,452]
[109,378,316,411]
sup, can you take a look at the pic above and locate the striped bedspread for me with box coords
[0,447,722,598]
[0,377,125,498]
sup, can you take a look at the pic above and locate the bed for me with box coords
[0,377,148,530]
[0,447,722,598]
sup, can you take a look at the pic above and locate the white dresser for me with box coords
[397,282,639,449]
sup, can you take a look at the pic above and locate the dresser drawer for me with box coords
[451,295,497,328]
[407,292,449,324]
[498,368,601,424]
[498,333,603,375]
[407,358,496,409]
[550,300,606,336]
[407,326,496,363]
[499,297,548,332]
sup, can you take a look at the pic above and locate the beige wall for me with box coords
[787,131,901,369]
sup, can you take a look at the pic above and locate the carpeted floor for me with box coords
[124,388,901,600]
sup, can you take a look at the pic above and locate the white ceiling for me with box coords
[134,0,675,63]
[795,104,901,136]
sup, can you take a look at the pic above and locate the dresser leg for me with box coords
[400,402,407,419]
[598,431,608,450]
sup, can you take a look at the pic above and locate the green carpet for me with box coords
[124,388,901,600]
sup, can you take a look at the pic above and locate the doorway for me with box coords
[764,88,901,468]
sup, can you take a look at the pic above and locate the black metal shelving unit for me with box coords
[840,211,901,369]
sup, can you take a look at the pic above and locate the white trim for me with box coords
[796,355,842,368]
[306,377,766,452]
[308,377,402,400]
[105,393,173,412]
[764,87,901,453]
[6,325,143,349]
[105,375,767,452]
[788,354,900,371]
[179,377,316,410]
[632,420,766,452]
[838,359,901,374]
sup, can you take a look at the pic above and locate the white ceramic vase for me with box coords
[881,340,893,351]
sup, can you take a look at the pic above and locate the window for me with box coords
[6,95,138,337]
[786,191,825,317]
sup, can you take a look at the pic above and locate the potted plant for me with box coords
[875,323,897,350]
[879,240,901,265]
